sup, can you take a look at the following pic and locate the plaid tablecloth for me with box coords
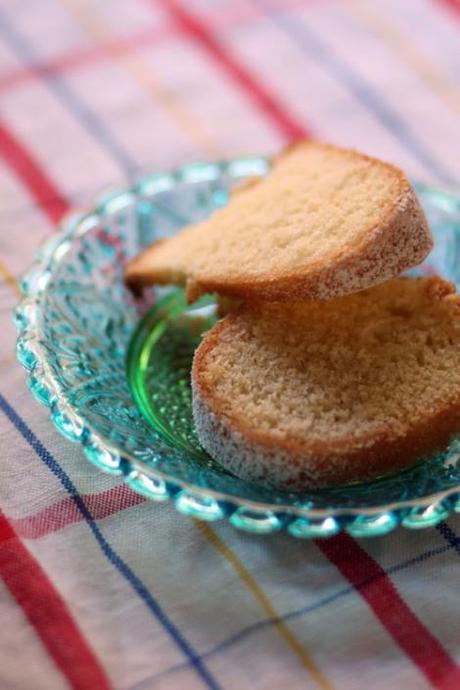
[1,1,460,688]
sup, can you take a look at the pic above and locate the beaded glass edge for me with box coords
[14,157,460,538]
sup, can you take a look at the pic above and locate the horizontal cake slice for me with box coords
[192,277,460,489]
[126,141,432,303]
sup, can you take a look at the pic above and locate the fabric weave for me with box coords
[1,1,460,688]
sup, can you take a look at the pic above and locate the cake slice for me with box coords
[192,277,460,490]
[126,141,432,303]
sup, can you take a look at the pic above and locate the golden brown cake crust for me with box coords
[191,278,460,489]
[125,141,433,304]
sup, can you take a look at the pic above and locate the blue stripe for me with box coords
[0,10,137,178]
[0,393,221,690]
[129,540,454,689]
[436,521,460,555]
[255,2,458,188]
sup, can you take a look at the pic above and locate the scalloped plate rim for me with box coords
[14,157,460,534]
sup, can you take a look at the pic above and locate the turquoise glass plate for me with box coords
[14,157,460,537]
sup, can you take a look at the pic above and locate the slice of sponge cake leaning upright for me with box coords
[126,141,433,303]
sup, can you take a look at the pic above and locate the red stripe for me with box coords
[160,0,308,142]
[10,485,460,687]
[144,11,460,678]
[2,16,456,681]
[317,534,460,689]
[0,25,170,92]
[0,121,69,224]
[435,0,460,22]
[11,484,145,539]
[0,1,311,94]
[0,512,112,689]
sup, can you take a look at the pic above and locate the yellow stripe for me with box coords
[195,521,334,690]
[0,354,16,367]
[345,0,460,120]
[38,4,332,685]
[0,258,20,297]
[0,256,331,683]
[60,0,219,157]
[0,260,20,367]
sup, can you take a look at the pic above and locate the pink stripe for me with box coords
[0,512,113,689]
[434,0,460,22]
[2,14,457,681]
[0,0,312,94]
[10,485,145,539]
[0,25,170,92]
[11,485,460,686]
[318,534,460,689]
[0,120,69,224]
[159,0,308,142]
